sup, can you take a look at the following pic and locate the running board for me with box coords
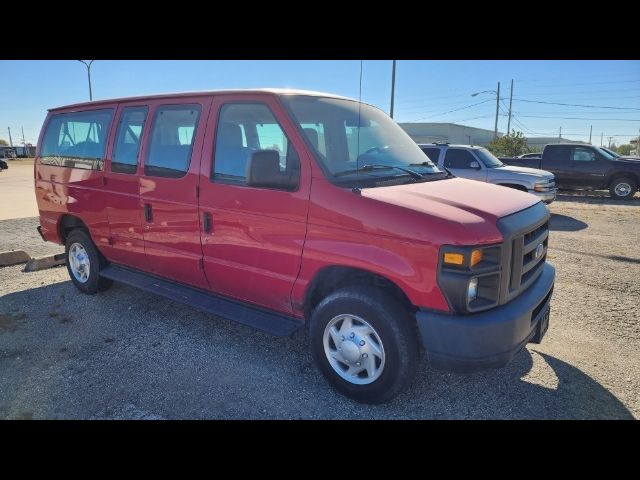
[100,264,303,337]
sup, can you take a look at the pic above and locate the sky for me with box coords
[1,60,639,147]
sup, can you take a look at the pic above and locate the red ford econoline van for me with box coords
[34,89,555,403]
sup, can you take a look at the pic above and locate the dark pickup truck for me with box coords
[501,143,640,199]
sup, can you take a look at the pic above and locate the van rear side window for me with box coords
[112,106,148,174]
[40,109,113,170]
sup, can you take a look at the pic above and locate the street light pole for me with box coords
[494,82,500,140]
[507,79,513,135]
[471,84,500,140]
[78,60,94,101]
[390,60,396,119]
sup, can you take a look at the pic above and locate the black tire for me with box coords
[309,285,420,404]
[65,229,112,294]
[609,177,637,200]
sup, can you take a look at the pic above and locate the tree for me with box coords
[487,130,531,157]
[614,144,634,156]
[0,139,8,146]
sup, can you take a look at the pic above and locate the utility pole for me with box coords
[7,127,13,147]
[589,125,592,144]
[506,79,514,135]
[559,126,562,143]
[637,129,640,156]
[494,82,501,140]
[608,137,614,149]
[21,127,26,154]
[390,60,396,119]
[78,60,94,101]
[601,132,603,147]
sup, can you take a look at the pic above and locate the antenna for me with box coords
[353,60,363,194]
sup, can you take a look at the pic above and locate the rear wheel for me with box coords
[65,229,112,294]
[309,285,420,404]
[609,177,637,200]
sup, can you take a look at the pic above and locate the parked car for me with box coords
[34,89,555,403]
[500,143,640,199]
[419,143,556,203]
[0,159,8,170]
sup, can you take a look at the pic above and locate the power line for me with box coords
[515,114,640,122]
[413,99,493,120]
[513,98,640,110]
[516,79,640,89]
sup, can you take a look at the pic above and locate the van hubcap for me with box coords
[615,182,631,197]
[323,314,385,385]
[69,243,90,283]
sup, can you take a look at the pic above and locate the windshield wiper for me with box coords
[334,164,424,180]
[409,161,453,177]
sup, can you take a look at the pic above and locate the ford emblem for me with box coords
[534,243,544,259]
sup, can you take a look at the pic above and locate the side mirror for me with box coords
[470,161,481,169]
[246,150,298,190]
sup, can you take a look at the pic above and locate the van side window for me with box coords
[145,104,201,178]
[212,103,300,188]
[40,109,113,170]
[444,149,477,169]
[112,106,148,174]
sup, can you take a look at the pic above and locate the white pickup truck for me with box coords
[419,143,557,203]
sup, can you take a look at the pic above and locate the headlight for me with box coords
[467,278,478,303]
[438,244,502,313]
[534,179,555,192]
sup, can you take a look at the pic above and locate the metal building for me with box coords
[399,122,500,147]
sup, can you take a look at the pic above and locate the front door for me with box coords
[197,95,311,314]
[443,148,488,182]
[138,98,212,289]
[567,146,610,188]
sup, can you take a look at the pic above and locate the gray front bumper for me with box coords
[416,263,555,373]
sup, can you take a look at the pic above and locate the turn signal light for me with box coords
[443,252,464,265]
[470,249,483,267]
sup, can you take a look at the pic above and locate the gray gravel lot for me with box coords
[0,195,638,419]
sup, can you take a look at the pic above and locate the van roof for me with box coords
[48,88,356,112]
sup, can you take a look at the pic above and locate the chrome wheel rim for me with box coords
[69,242,90,283]
[323,314,385,385]
[614,182,632,197]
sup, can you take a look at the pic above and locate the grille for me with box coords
[508,220,549,298]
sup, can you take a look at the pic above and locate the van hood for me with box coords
[496,165,554,178]
[362,177,540,228]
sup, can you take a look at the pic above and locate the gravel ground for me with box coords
[0,195,638,419]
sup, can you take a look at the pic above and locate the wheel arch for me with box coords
[58,214,89,243]
[608,172,639,188]
[303,265,416,320]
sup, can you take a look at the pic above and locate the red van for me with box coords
[34,89,555,403]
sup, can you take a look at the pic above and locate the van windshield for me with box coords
[283,96,444,184]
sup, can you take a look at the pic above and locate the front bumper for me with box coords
[529,188,557,204]
[416,263,555,373]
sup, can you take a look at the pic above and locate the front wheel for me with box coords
[65,229,112,294]
[309,286,420,404]
[609,177,637,200]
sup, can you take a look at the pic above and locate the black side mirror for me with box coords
[246,150,298,190]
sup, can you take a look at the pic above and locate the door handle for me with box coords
[203,212,212,233]
[143,203,153,222]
